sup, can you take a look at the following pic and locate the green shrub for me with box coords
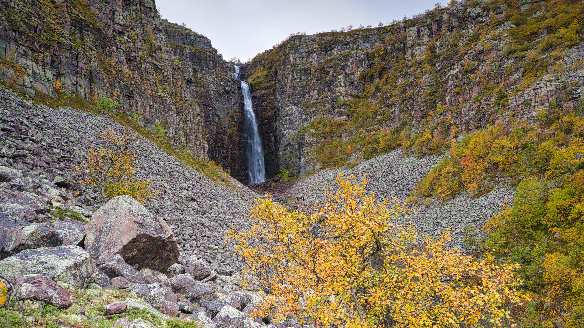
[96,97,120,112]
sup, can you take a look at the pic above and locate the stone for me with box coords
[111,276,131,289]
[0,219,85,258]
[168,273,196,294]
[185,281,215,301]
[98,254,144,283]
[85,196,179,272]
[0,246,95,288]
[199,296,226,318]
[130,283,179,317]
[106,302,128,315]
[140,268,169,285]
[14,275,72,309]
[113,319,156,328]
[185,257,213,281]
[178,300,195,314]
[167,263,185,277]
[213,305,246,326]
[0,166,22,182]
[227,292,254,311]
[0,190,48,221]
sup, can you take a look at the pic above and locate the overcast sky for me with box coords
[157,0,449,62]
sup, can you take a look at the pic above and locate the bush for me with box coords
[231,176,529,327]
[96,97,120,112]
[82,129,151,203]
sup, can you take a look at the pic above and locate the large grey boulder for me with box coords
[85,196,179,272]
[0,246,95,288]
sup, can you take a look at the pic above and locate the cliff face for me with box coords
[247,0,584,177]
[0,0,246,180]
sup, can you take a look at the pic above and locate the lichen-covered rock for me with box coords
[85,196,179,272]
[0,246,95,288]
[184,257,213,281]
[130,283,180,317]
[0,220,85,258]
[168,273,196,294]
[14,275,73,309]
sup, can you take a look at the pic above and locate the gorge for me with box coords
[0,0,583,327]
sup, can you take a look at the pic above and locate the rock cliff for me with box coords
[247,0,584,177]
[0,0,246,180]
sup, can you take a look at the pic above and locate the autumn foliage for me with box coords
[82,129,151,203]
[232,176,529,327]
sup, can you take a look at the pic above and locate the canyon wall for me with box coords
[247,0,584,177]
[0,0,247,180]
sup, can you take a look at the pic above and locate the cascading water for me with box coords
[235,65,266,185]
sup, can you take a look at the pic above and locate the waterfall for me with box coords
[235,65,266,185]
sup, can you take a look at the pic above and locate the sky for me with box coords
[157,0,449,62]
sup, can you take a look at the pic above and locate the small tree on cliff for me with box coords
[231,176,530,327]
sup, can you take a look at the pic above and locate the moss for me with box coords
[50,207,88,223]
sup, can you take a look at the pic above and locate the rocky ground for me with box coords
[0,87,514,327]
[280,150,514,248]
[0,88,272,327]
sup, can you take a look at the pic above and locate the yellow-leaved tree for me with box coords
[82,129,151,203]
[231,176,530,327]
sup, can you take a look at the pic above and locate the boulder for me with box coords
[169,273,196,294]
[98,254,144,283]
[0,246,95,288]
[106,302,128,315]
[185,281,215,301]
[0,190,48,221]
[214,305,248,327]
[0,213,24,259]
[167,263,185,277]
[140,268,169,286]
[111,276,131,289]
[85,196,179,272]
[130,283,179,317]
[227,292,254,312]
[0,166,22,182]
[14,275,72,309]
[0,215,84,259]
[199,296,226,318]
[185,257,213,281]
